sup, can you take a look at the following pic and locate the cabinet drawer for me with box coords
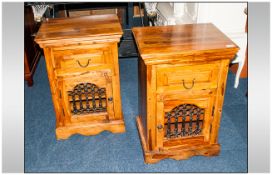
[52,45,112,70]
[157,63,220,91]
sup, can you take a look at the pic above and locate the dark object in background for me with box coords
[24,4,42,86]
[119,29,138,58]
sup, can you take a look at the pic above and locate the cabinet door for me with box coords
[58,70,115,125]
[155,90,216,151]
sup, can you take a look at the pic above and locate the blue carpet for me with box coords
[25,57,248,172]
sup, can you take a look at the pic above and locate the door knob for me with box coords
[157,124,163,130]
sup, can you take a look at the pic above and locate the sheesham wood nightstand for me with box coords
[132,24,239,163]
[35,15,125,140]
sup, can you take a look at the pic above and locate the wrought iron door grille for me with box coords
[164,104,204,139]
[67,83,107,115]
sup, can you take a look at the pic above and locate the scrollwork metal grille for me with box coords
[68,83,107,115]
[165,104,204,139]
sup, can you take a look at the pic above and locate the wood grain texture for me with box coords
[35,15,125,139]
[210,59,230,144]
[138,58,148,146]
[35,14,123,48]
[133,24,238,164]
[56,119,125,140]
[132,23,239,64]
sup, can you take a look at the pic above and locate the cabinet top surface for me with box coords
[35,14,123,45]
[132,23,239,61]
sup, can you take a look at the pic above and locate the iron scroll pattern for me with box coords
[67,83,107,115]
[165,104,204,138]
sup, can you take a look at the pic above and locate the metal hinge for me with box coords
[212,106,215,117]
[210,125,213,134]
[221,85,225,96]
[62,108,65,116]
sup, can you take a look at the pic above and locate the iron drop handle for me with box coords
[77,59,91,68]
[182,78,195,89]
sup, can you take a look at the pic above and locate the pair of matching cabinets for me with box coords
[35,14,239,164]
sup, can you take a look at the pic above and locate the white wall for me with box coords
[196,3,248,88]
[197,3,247,34]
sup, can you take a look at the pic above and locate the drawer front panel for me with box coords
[60,52,105,69]
[58,69,115,124]
[157,63,220,91]
[53,44,112,70]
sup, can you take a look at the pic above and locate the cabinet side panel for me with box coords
[210,59,230,144]
[110,42,123,119]
[138,57,147,143]
[43,48,63,128]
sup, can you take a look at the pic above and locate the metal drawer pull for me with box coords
[77,59,91,68]
[182,79,195,89]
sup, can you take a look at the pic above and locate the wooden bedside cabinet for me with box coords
[132,24,239,163]
[35,15,125,140]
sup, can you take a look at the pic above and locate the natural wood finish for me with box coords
[56,120,125,140]
[58,7,124,27]
[156,62,220,92]
[133,24,239,163]
[35,15,125,140]
[210,59,230,144]
[136,117,220,164]
[240,45,248,78]
[132,23,239,64]
[133,4,144,17]
[35,14,123,48]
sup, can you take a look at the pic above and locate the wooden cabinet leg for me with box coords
[26,76,33,87]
